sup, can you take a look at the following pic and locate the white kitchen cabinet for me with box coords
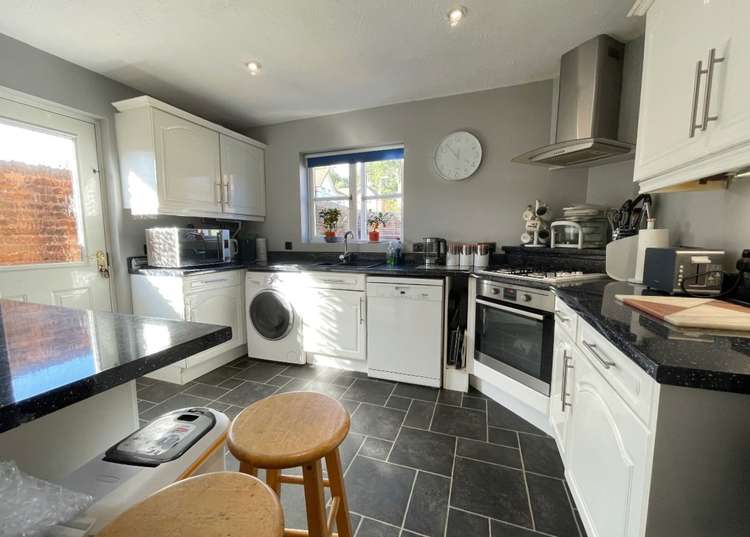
[114,96,266,220]
[220,134,266,218]
[302,288,366,362]
[634,0,750,192]
[548,330,574,456]
[152,109,222,214]
[565,344,651,537]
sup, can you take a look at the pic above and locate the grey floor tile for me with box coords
[457,438,522,469]
[222,405,244,420]
[431,404,487,441]
[462,395,488,411]
[519,433,564,478]
[234,361,288,383]
[184,382,229,400]
[450,458,531,527]
[139,394,212,421]
[136,379,183,403]
[393,383,439,402]
[400,532,421,537]
[489,427,520,449]
[136,377,154,389]
[137,399,154,414]
[275,377,311,394]
[207,401,230,412]
[340,399,360,415]
[331,372,360,387]
[403,400,434,429]
[348,513,362,534]
[360,437,393,460]
[345,456,415,526]
[226,356,253,369]
[281,364,324,380]
[218,377,245,389]
[340,432,366,471]
[217,381,277,407]
[389,427,455,476]
[356,518,400,537]
[446,508,489,537]
[487,401,547,436]
[265,374,293,387]
[193,365,241,386]
[489,519,543,536]
[351,403,405,440]
[404,471,450,536]
[342,379,396,405]
[386,395,412,411]
[305,380,348,399]
[437,389,463,406]
[526,473,579,537]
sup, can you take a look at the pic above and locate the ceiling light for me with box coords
[447,6,467,27]
[246,61,262,76]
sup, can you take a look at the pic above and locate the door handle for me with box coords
[554,312,569,324]
[95,250,110,278]
[561,351,573,412]
[701,47,725,132]
[689,59,706,138]
[225,180,232,204]
[581,340,616,369]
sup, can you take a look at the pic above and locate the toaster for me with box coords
[643,248,725,296]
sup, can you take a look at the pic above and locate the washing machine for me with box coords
[245,272,305,364]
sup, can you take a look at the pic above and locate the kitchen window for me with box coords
[305,146,404,242]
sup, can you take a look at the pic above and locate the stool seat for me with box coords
[98,472,283,537]
[228,391,350,469]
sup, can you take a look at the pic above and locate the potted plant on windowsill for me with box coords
[367,211,392,242]
[318,207,342,243]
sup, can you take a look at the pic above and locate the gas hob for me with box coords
[476,267,607,284]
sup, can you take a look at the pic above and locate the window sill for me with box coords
[307,238,391,245]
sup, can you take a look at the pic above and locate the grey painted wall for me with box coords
[247,80,589,252]
[0,33,232,312]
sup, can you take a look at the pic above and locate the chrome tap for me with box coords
[339,231,354,264]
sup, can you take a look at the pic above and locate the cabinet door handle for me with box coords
[701,47,725,132]
[689,59,706,138]
[184,301,192,321]
[215,182,222,203]
[581,339,616,369]
[193,278,228,286]
[359,296,365,324]
[554,312,570,324]
[561,351,573,412]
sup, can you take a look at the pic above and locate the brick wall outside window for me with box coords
[0,161,82,266]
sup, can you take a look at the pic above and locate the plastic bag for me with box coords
[0,460,93,537]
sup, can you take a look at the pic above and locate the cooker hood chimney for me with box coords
[513,34,634,168]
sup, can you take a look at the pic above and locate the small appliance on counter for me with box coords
[643,248,725,296]
[145,227,233,268]
[550,205,610,249]
[423,237,447,266]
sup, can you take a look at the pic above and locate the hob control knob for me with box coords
[491,288,500,295]
[521,294,532,302]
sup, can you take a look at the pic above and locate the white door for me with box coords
[0,95,112,310]
[184,285,245,367]
[303,289,365,361]
[634,0,717,182]
[565,347,650,537]
[549,330,574,457]
[152,109,221,213]
[220,134,266,217]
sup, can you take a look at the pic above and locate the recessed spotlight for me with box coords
[246,61,262,76]
[447,6,467,27]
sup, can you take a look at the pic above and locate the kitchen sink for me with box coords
[315,261,383,270]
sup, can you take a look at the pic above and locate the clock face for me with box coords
[434,131,482,181]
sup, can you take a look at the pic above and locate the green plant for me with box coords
[367,211,392,232]
[318,207,341,232]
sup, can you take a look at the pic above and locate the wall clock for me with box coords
[434,130,483,181]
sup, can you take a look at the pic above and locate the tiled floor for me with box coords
[137,358,586,537]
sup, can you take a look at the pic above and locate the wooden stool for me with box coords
[98,471,283,537]
[227,392,352,537]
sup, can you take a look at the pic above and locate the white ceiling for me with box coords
[1,0,642,128]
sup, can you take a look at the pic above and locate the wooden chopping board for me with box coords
[615,295,750,331]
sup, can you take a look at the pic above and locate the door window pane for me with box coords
[0,120,83,266]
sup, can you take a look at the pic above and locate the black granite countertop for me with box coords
[0,300,232,433]
[554,280,750,394]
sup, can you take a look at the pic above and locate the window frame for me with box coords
[305,145,404,243]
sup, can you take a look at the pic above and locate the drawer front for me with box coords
[554,297,578,340]
[185,269,244,293]
[306,271,365,291]
[577,319,657,427]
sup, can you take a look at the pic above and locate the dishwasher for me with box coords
[366,277,444,387]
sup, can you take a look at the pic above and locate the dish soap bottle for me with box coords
[387,238,402,266]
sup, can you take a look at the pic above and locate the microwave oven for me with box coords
[145,227,232,268]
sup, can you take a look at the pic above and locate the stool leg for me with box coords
[267,469,282,496]
[325,448,353,537]
[302,459,330,537]
[239,461,257,477]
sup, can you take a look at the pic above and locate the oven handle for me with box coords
[476,299,546,321]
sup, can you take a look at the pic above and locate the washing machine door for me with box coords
[249,289,295,341]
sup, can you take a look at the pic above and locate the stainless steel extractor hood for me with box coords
[513,34,634,168]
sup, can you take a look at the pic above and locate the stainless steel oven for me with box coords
[474,278,555,395]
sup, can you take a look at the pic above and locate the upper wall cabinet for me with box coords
[633,0,750,192]
[113,96,266,220]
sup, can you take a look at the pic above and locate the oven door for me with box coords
[474,298,554,395]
